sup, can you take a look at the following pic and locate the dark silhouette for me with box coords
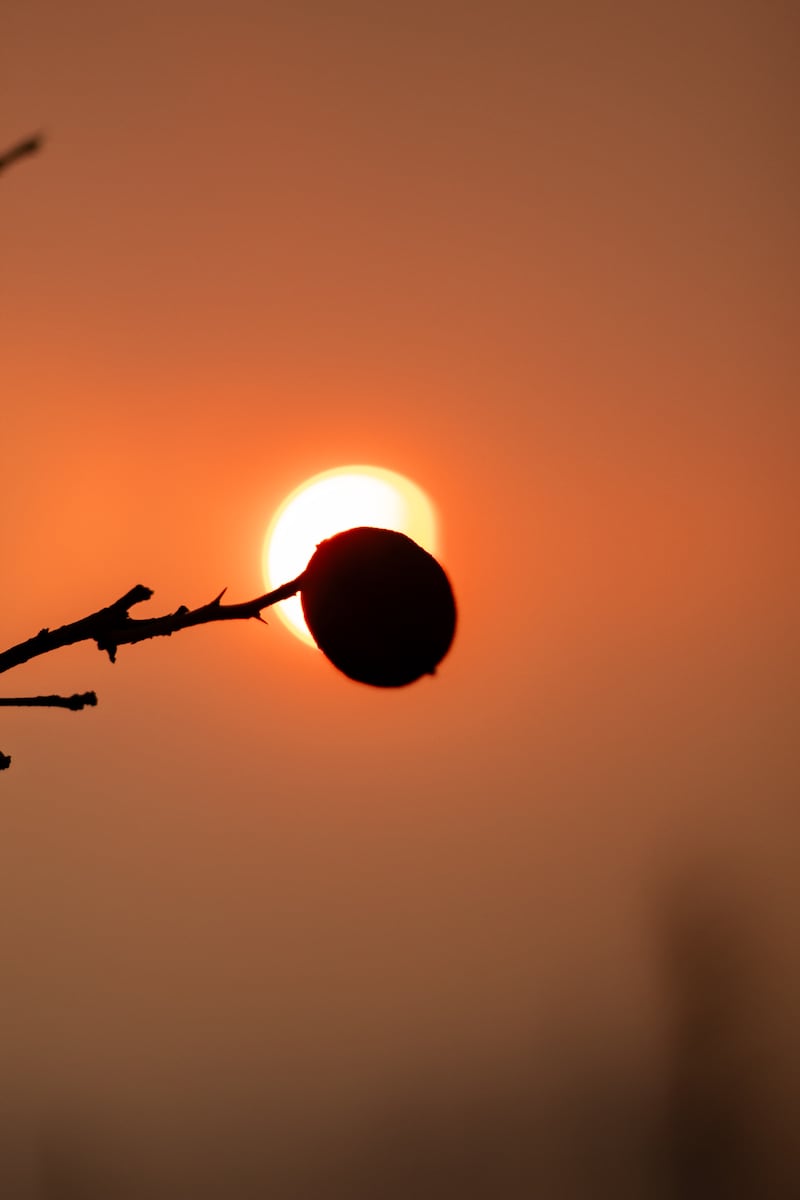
[0,529,457,768]
[655,891,772,1198]
[0,692,97,711]
[301,527,457,687]
[0,133,43,174]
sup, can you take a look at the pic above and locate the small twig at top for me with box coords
[0,133,44,174]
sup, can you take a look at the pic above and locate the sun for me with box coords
[263,466,438,644]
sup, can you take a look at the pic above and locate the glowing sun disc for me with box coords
[263,466,438,644]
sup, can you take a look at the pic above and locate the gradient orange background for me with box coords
[2,2,798,1195]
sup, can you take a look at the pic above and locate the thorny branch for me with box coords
[0,575,306,769]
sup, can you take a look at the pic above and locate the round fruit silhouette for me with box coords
[300,526,456,687]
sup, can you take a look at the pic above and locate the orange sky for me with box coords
[2,2,798,1195]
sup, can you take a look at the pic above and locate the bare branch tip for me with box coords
[0,133,44,174]
[0,692,98,711]
[128,584,153,605]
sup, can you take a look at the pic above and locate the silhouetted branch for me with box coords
[0,576,306,677]
[0,577,305,770]
[0,692,97,710]
[1,693,96,770]
[1,527,456,770]
[0,133,43,174]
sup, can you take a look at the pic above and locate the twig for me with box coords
[0,692,97,710]
[0,576,306,676]
[0,133,43,174]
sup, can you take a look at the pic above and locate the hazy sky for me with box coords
[2,2,798,1196]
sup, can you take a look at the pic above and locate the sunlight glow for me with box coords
[263,466,438,644]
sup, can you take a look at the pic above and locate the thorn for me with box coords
[97,639,117,663]
[212,588,228,605]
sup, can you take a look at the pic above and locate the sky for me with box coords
[2,1,798,1195]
